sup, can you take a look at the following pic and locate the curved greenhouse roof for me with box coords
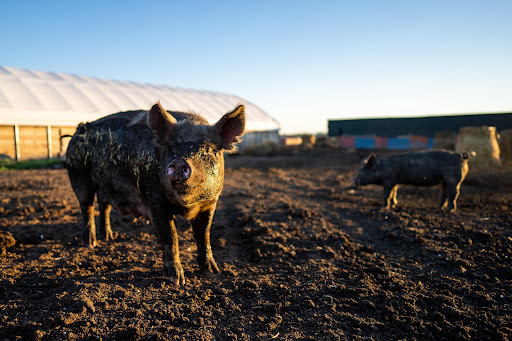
[0,66,279,132]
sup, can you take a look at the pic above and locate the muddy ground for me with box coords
[0,148,511,340]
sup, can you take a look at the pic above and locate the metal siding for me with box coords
[329,113,512,137]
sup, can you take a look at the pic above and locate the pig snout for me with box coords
[167,158,192,183]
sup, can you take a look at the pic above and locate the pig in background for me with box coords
[352,150,475,213]
[65,102,245,285]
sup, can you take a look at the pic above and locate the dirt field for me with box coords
[0,148,511,340]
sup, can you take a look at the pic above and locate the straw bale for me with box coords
[242,141,280,156]
[455,126,501,167]
[432,130,456,150]
[281,136,303,146]
[499,129,512,164]
[315,135,337,148]
[300,134,316,147]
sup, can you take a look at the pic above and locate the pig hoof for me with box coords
[84,234,97,248]
[201,258,219,274]
[98,227,116,241]
[164,265,185,286]
[169,275,185,286]
[105,231,117,241]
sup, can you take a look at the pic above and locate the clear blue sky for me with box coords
[2,0,511,134]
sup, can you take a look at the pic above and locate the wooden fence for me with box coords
[0,125,76,160]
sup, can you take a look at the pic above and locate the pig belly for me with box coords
[116,203,150,219]
[97,184,150,219]
[397,168,444,186]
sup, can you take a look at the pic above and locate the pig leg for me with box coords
[98,202,114,241]
[446,170,467,212]
[383,184,398,210]
[390,186,399,208]
[191,209,220,275]
[78,192,97,249]
[440,181,448,210]
[71,182,97,247]
[66,168,98,248]
[80,194,98,249]
[446,182,461,213]
[445,165,468,213]
[150,211,184,285]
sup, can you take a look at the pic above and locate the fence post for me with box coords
[14,125,20,161]
[47,125,52,159]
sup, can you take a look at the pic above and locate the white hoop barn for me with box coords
[0,66,280,160]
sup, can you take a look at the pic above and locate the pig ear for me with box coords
[365,154,378,168]
[213,104,245,152]
[147,102,177,145]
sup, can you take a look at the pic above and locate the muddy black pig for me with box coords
[353,150,474,212]
[65,102,245,285]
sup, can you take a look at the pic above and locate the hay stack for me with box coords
[499,129,512,164]
[281,136,302,146]
[300,134,316,148]
[242,141,280,156]
[315,135,336,148]
[432,130,456,150]
[455,126,501,167]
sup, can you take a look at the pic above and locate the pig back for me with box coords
[68,111,158,174]
[66,111,164,212]
[66,109,226,216]
[380,151,463,186]
[66,109,209,177]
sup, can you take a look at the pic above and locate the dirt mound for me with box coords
[0,149,511,340]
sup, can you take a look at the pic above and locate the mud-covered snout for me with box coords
[167,158,192,183]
